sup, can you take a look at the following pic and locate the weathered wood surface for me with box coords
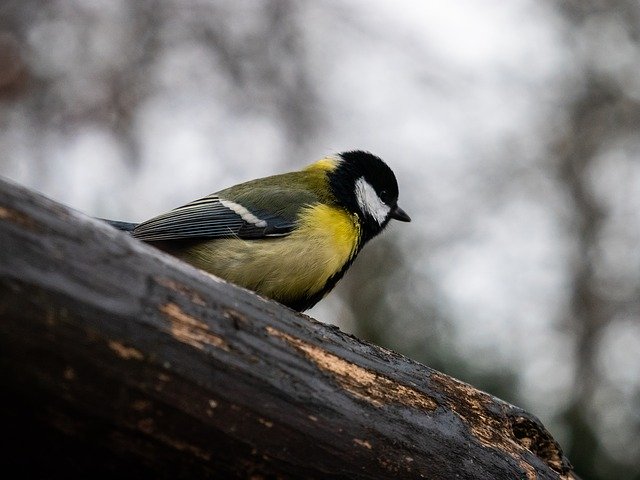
[0,177,579,479]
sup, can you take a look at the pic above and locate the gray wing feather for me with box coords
[132,195,294,242]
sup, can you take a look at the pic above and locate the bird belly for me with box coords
[171,204,360,309]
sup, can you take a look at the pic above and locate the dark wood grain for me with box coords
[0,178,579,479]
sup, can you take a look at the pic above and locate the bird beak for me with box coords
[390,205,411,222]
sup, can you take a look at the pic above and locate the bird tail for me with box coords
[100,219,138,232]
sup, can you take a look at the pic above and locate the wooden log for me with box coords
[0,178,579,479]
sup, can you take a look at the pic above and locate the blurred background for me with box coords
[0,1,638,478]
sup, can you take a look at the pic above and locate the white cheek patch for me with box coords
[354,177,390,225]
[219,199,267,227]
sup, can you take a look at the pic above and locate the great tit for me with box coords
[105,150,410,311]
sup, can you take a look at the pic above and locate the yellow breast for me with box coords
[172,203,360,308]
[291,203,361,283]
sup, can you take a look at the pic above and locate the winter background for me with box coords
[0,1,638,478]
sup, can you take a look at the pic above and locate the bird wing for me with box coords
[131,187,318,242]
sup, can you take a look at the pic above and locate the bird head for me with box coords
[328,150,410,243]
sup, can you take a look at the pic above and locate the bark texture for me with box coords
[0,178,579,479]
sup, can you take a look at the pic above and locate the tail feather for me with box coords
[100,219,138,233]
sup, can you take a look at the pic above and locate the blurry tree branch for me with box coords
[547,4,640,475]
[0,178,579,480]
[552,74,640,479]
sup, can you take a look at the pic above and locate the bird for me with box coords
[104,150,410,311]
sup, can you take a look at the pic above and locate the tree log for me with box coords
[0,177,579,479]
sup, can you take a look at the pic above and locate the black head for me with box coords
[329,150,410,243]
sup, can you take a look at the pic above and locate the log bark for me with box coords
[0,177,579,479]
